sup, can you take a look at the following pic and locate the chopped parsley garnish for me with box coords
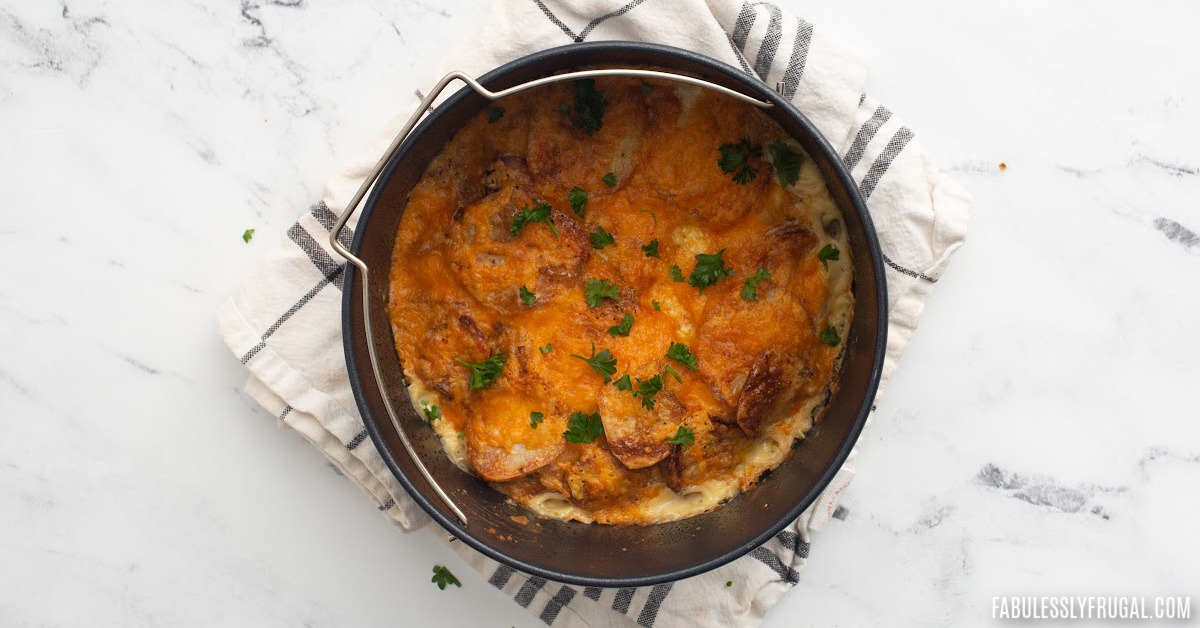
[820,326,841,346]
[539,343,553,354]
[519,285,536,307]
[669,265,684,282]
[564,411,604,443]
[613,373,632,391]
[688,249,734,292]
[666,341,698,371]
[570,342,617,383]
[663,363,682,383]
[816,244,840,270]
[602,172,617,187]
[432,565,461,590]
[454,352,506,389]
[510,201,559,237]
[668,425,695,449]
[529,411,544,428]
[726,581,733,588]
[583,278,619,307]
[652,300,661,311]
[608,313,634,337]
[590,225,616,249]
[767,141,803,188]
[740,268,772,301]
[717,138,762,184]
[641,239,659,258]
[641,80,653,95]
[639,208,657,226]
[420,401,442,422]
[632,375,663,410]
[457,431,465,440]
[242,228,255,243]
[568,187,587,217]
[560,79,608,136]
[487,106,505,123]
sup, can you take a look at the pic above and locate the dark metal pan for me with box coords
[332,41,886,587]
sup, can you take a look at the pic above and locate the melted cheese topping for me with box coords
[388,73,853,525]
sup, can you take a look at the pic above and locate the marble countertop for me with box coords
[3,0,1198,626]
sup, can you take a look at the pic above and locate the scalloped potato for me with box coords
[388,73,852,525]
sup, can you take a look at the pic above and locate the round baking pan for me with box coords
[341,41,887,587]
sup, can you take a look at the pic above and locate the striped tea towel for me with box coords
[215,0,971,626]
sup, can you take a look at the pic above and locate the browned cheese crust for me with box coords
[388,73,851,525]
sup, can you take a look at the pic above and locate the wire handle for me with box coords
[329,68,773,526]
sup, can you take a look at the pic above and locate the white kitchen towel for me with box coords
[215,1,970,626]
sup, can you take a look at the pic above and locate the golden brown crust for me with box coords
[601,389,684,469]
[387,73,851,525]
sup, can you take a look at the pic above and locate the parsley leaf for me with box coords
[457,431,465,440]
[668,425,695,449]
[726,580,733,588]
[688,249,734,292]
[454,353,506,389]
[666,341,698,371]
[608,313,635,337]
[530,411,544,428]
[740,267,772,301]
[564,411,604,443]
[487,106,505,124]
[652,300,661,311]
[590,225,616,250]
[613,373,632,391]
[669,265,684,282]
[242,228,255,243]
[820,326,841,346]
[583,278,619,308]
[717,138,762,184]
[641,239,659,258]
[510,202,559,237]
[539,343,553,354]
[767,141,803,188]
[519,285,536,307]
[602,172,617,188]
[560,79,608,136]
[663,363,682,383]
[420,401,442,422]
[432,565,461,590]
[570,342,617,383]
[816,244,840,270]
[632,374,663,410]
[568,187,587,217]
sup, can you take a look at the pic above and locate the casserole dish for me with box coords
[332,41,886,587]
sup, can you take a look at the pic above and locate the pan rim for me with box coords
[343,40,887,587]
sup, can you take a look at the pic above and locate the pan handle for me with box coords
[328,68,773,527]
[329,67,771,266]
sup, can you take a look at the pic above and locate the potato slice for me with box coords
[466,389,566,482]
[598,385,684,470]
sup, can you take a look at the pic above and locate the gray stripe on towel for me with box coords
[858,126,914,200]
[731,2,757,49]
[842,105,893,171]
[636,583,674,627]
[539,585,577,625]
[515,576,547,608]
[752,3,783,79]
[780,18,813,100]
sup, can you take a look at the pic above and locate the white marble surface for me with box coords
[2,1,1199,626]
